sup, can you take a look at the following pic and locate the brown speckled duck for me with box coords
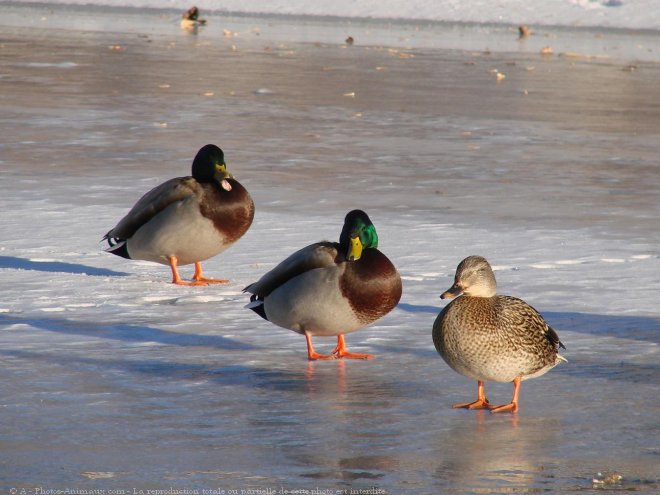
[244,210,402,360]
[104,144,254,285]
[180,6,207,31]
[432,255,566,413]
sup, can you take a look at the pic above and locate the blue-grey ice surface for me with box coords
[0,4,659,493]
[4,0,660,30]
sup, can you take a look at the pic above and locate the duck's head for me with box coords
[192,144,234,191]
[340,209,378,262]
[184,6,200,20]
[441,255,497,299]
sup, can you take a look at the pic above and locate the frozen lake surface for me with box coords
[5,0,660,30]
[1,4,659,493]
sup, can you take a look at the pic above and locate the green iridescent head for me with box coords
[191,144,233,184]
[339,209,379,262]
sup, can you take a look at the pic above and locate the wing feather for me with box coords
[244,241,339,298]
[104,177,197,241]
[499,295,566,350]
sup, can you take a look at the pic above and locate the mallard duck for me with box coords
[244,210,402,360]
[103,144,254,286]
[432,255,566,413]
[180,6,207,31]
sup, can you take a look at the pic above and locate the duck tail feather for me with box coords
[244,297,268,321]
[105,240,131,259]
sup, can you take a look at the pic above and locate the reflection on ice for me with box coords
[432,414,558,491]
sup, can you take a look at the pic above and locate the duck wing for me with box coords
[498,295,566,351]
[104,177,197,242]
[547,325,566,350]
[244,241,339,299]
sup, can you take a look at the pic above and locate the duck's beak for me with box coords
[347,236,363,262]
[440,283,462,300]
[215,162,234,190]
[214,162,233,181]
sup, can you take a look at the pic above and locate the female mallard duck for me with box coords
[180,6,207,31]
[104,144,254,286]
[244,210,402,360]
[432,255,566,413]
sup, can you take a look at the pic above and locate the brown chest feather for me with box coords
[340,249,402,323]
[198,180,255,243]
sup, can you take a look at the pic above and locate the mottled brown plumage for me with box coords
[433,255,566,412]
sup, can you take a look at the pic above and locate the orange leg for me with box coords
[453,380,491,410]
[192,262,229,284]
[168,257,208,286]
[304,332,337,361]
[490,377,521,413]
[331,335,374,360]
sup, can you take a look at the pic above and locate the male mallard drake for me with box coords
[244,210,402,360]
[432,255,566,413]
[103,144,254,286]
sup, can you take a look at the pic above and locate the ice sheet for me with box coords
[0,4,659,493]
[4,0,660,30]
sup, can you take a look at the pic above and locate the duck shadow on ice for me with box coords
[544,311,660,344]
[0,312,417,397]
[397,303,660,344]
[2,306,657,390]
[0,313,253,351]
[1,346,311,394]
[5,344,419,403]
[397,302,440,314]
[0,313,339,393]
[0,255,128,277]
